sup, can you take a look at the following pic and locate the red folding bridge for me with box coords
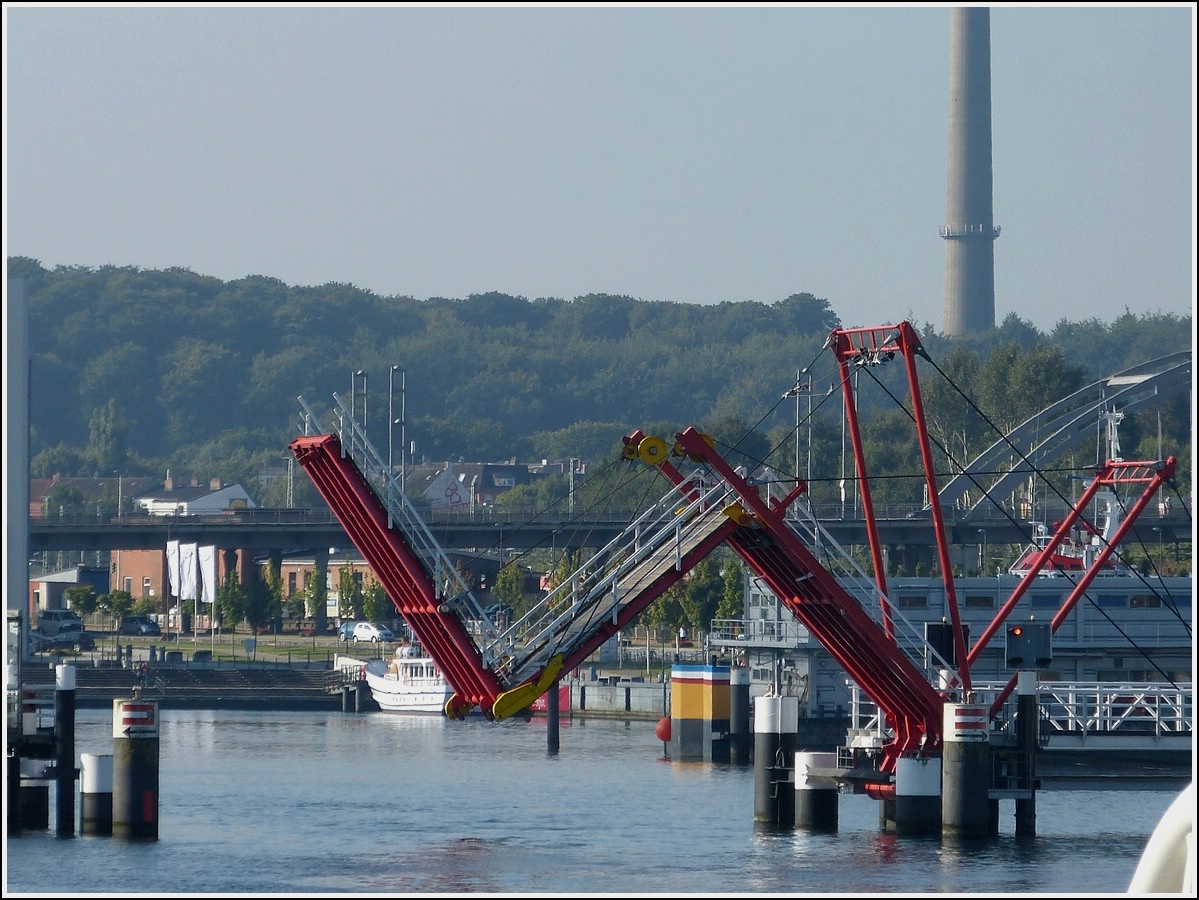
[291,320,1175,782]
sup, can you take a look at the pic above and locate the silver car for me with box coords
[351,622,394,643]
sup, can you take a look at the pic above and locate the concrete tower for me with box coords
[941,7,1000,336]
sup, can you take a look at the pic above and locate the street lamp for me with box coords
[977,528,987,575]
[389,365,406,493]
[351,370,367,456]
[781,368,814,510]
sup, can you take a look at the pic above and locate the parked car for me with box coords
[352,622,394,643]
[38,608,83,637]
[119,615,162,636]
[32,625,95,653]
[337,621,357,642]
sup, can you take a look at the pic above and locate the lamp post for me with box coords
[978,528,987,575]
[389,365,406,492]
[782,368,813,512]
[351,369,367,457]
[281,456,294,508]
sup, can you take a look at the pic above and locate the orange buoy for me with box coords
[655,716,671,742]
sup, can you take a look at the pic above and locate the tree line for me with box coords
[11,255,1190,517]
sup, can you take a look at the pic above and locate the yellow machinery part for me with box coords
[637,435,670,466]
[490,655,566,721]
[721,502,754,527]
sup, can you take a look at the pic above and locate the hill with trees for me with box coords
[9,256,1191,514]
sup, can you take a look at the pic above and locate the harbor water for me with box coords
[4,707,1187,895]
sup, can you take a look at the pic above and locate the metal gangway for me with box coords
[291,393,742,719]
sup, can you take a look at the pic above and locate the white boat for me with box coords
[364,645,454,714]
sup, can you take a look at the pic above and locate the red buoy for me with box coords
[655,716,671,742]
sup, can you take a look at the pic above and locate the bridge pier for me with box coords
[1014,671,1039,836]
[942,701,991,838]
[753,694,797,829]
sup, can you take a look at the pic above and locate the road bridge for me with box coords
[29,505,1189,560]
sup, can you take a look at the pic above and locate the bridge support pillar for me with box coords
[112,697,159,840]
[729,666,751,765]
[886,756,940,836]
[753,694,797,829]
[54,664,77,837]
[546,677,560,755]
[942,701,991,838]
[1015,670,1038,836]
[669,664,731,763]
[794,750,838,831]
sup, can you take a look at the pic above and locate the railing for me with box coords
[707,617,811,648]
[845,680,1193,745]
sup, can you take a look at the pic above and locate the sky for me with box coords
[3,3,1195,333]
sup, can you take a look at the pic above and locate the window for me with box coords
[142,576,152,597]
[964,594,994,609]
[1030,593,1059,609]
[898,595,927,609]
[123,576,132,593]
[1129,594,1162,609]
[288,572,297,595]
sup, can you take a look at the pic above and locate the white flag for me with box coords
[180,543,198,601]
[166,540,180,598]
[199,545,217,606]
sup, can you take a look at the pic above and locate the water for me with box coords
[4,708,1184,896]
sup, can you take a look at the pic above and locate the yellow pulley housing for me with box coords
[637,435,670,466]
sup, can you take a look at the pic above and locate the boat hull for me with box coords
[364,657,454,714]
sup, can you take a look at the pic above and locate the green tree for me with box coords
[493,561,526,612]
[337,562,365,620]
[363,579,391,623]
[43,483,89,516]
[87,399,131,474]
[717,554,746,621]
[243,571,275,633]
[679,555,724,637]
[131,596,160,617]
[66,584,98,619]
[101,589,135,622]
[216,570,247,633]
[301,569,326,620]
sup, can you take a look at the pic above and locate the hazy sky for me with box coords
[4,3,1195,332]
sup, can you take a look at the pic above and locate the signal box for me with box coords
[1005,621,1052,669]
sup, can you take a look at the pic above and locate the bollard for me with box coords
[891,756,941,836]
[80,753,114,835]
[729,667,751,765]
[18,758,51,830]
[1015,670,1039,837]
[795,750,839,832]
[54,664,77,837]
[112,698,159,840]
[546,678,560,755]
[753,695,798,828]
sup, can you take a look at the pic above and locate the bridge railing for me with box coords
[299,394,504,651]
[490,471,736,683]
[847,680,1194,744]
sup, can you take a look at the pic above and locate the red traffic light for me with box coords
[1011,626,1024,636]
